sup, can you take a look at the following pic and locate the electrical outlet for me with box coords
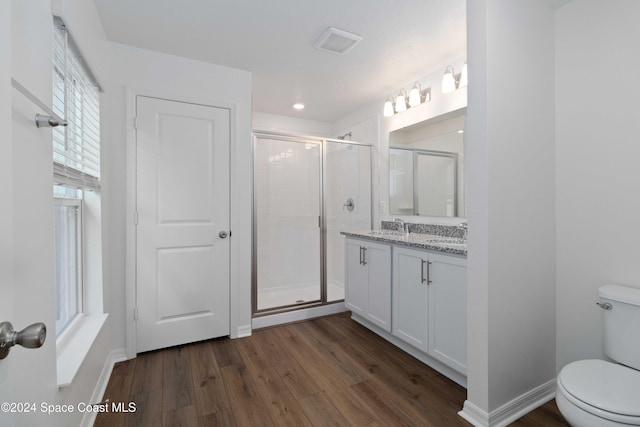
[379,201,387,214]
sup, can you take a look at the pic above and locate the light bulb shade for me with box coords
[395,90,407,113]
[459,62,468,88]
[442,66,456,94]
[383,97,394,117]
[408,82,422,107]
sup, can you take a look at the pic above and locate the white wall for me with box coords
[555,0,640,370]
[106,42,252,347]
[253,111,332,136]
[464,0,557,419]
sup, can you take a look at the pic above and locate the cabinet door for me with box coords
[392,247,429,351]
[345,239,368,316]
[428,253,467,373]
[365,242,392,331]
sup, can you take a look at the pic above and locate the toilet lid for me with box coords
[559,359,640,417]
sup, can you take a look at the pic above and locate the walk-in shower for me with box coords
[252,132,372,315]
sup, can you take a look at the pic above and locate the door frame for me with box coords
[125,88,245,358]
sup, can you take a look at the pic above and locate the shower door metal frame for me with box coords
[252,131,373,317]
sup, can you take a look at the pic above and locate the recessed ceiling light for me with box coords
[293,103,305,110]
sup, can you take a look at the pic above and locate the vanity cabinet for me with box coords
[344,238,392,332]
[392,246,467,374]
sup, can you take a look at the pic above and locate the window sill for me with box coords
[56,313,108,388]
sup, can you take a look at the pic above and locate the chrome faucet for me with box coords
[457,221,468,239]
[394,218,409,234]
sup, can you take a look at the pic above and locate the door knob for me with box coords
[219,231,228,239]
[0,322,47,360]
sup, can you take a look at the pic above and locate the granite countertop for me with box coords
[341,230,467,257]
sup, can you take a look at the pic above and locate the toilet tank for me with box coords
[599,284,640,370]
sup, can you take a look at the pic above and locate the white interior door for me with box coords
[136,96,230,353]
[0,33,15,418]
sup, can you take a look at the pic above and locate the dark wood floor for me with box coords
[96,312,569,426]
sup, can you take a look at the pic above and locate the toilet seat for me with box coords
[558,359,640,424]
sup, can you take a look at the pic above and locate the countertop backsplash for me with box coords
[381,221,467,238]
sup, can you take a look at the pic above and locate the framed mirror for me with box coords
[389,108,465,217]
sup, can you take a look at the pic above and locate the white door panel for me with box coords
[136,96,230,353]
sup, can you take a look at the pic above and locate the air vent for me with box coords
[314,27,362,55]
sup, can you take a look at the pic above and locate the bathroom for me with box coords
[4,1,640,426]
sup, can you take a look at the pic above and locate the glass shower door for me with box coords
[324,141,372,302]
[254,137,321,312]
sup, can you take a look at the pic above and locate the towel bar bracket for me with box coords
[35,113,68,128]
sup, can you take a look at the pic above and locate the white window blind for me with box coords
[52,18,101,190]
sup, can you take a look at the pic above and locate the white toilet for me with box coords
[556,284,640,426]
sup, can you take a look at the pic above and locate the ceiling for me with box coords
[93,0,467,123]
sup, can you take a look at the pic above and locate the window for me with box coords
[52,17,101,339]
[54,194,82,335]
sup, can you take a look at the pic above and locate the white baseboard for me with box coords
[80,348,128,427]
[252,302,348,330]
[458,378,556,427]
[459,400,490,426]
[236,324,252,338]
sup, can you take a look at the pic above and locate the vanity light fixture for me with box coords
[383,83,431,117]
[394,89,408,113]
[383,97,394,117]
[442,66,457,94]
[442,62,468,94]
[408,81,431,107]
[459,62,468,88]
[408,82,422,107]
